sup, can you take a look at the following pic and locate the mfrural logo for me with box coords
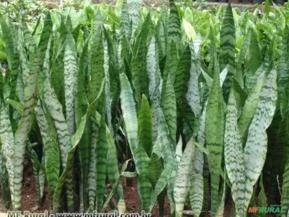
[248,205,287,216]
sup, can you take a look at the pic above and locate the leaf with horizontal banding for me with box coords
[168,0,181,42]
[35,101,60,200]
[127,0,141,33]
[106,125,124,204]
[220,4,236,100]
[189,109,205,217]
[89,12,104,110]
[0,151,10,208]
[155,19,167,63]
[120,0,131,40]
[131,14,151,104]
[88,120,97,210]
[41,37,74,211]
[149,108,176,212]
[138,95,153,157]
[205,55,225,214]
[0,103,15,209]
[147,36,161,142]
[11,23,44,210]
[0,18,20,100]
[161,74,176,143]
[26,143,45,203]
[164,41,178,84]
[174,138,194,217]
[186,43,202,118]
[224,90,246,217]
[243,68,277,211]
[277,26,289,117]
[53,86,104,211]
[53,113,88,211]
[95,115,108,209]
[41,38,70,169]
[174,45,191,103]
[64,33,78,135]
[104,28,120,112]
[282,160,289,215]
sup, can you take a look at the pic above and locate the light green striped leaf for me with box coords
[0,104,15,209]
[35,101,60,200]
[186,44,201,118]
[149,108,176,212]
[147,36,161,142]
[120,0,131,40]
[277,26,289,117]
[127,0,141,33]
[64,33,78,135]
[174,138,194,217]
[243,68,277,210]
[189,109,205,217]
[11,24,42,210]
[224,90,246,217]
[42,38,70,169]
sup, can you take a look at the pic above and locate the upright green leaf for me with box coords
[130,14,151,104]
[138,95,153,157]
[11,25,42,210]
[189,109,205,217]
[0,104,15,209]
[161,75,177,143]
[238,70,266,141]
[35,102,60,200]
[277,26,289,117]
[0,18,19,100]
[243,69,277,210]
[120,73,152,211]
[224,90,246,217]
[220,4,236,100]
[174,138,195,217]
[120,0,131,40]
[64,33,78,135]
[282,160,289,214]
[205,57,225,215]
[168,0,181,42]
[95,115,108,210]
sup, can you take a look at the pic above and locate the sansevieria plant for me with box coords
[0,0,289,217]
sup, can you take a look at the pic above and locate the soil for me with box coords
[0,159,50,212]
[0,161,171,216]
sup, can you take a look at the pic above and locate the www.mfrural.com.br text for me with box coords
[3,211,151,217]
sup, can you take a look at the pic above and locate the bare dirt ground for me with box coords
[0,162,170,216]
